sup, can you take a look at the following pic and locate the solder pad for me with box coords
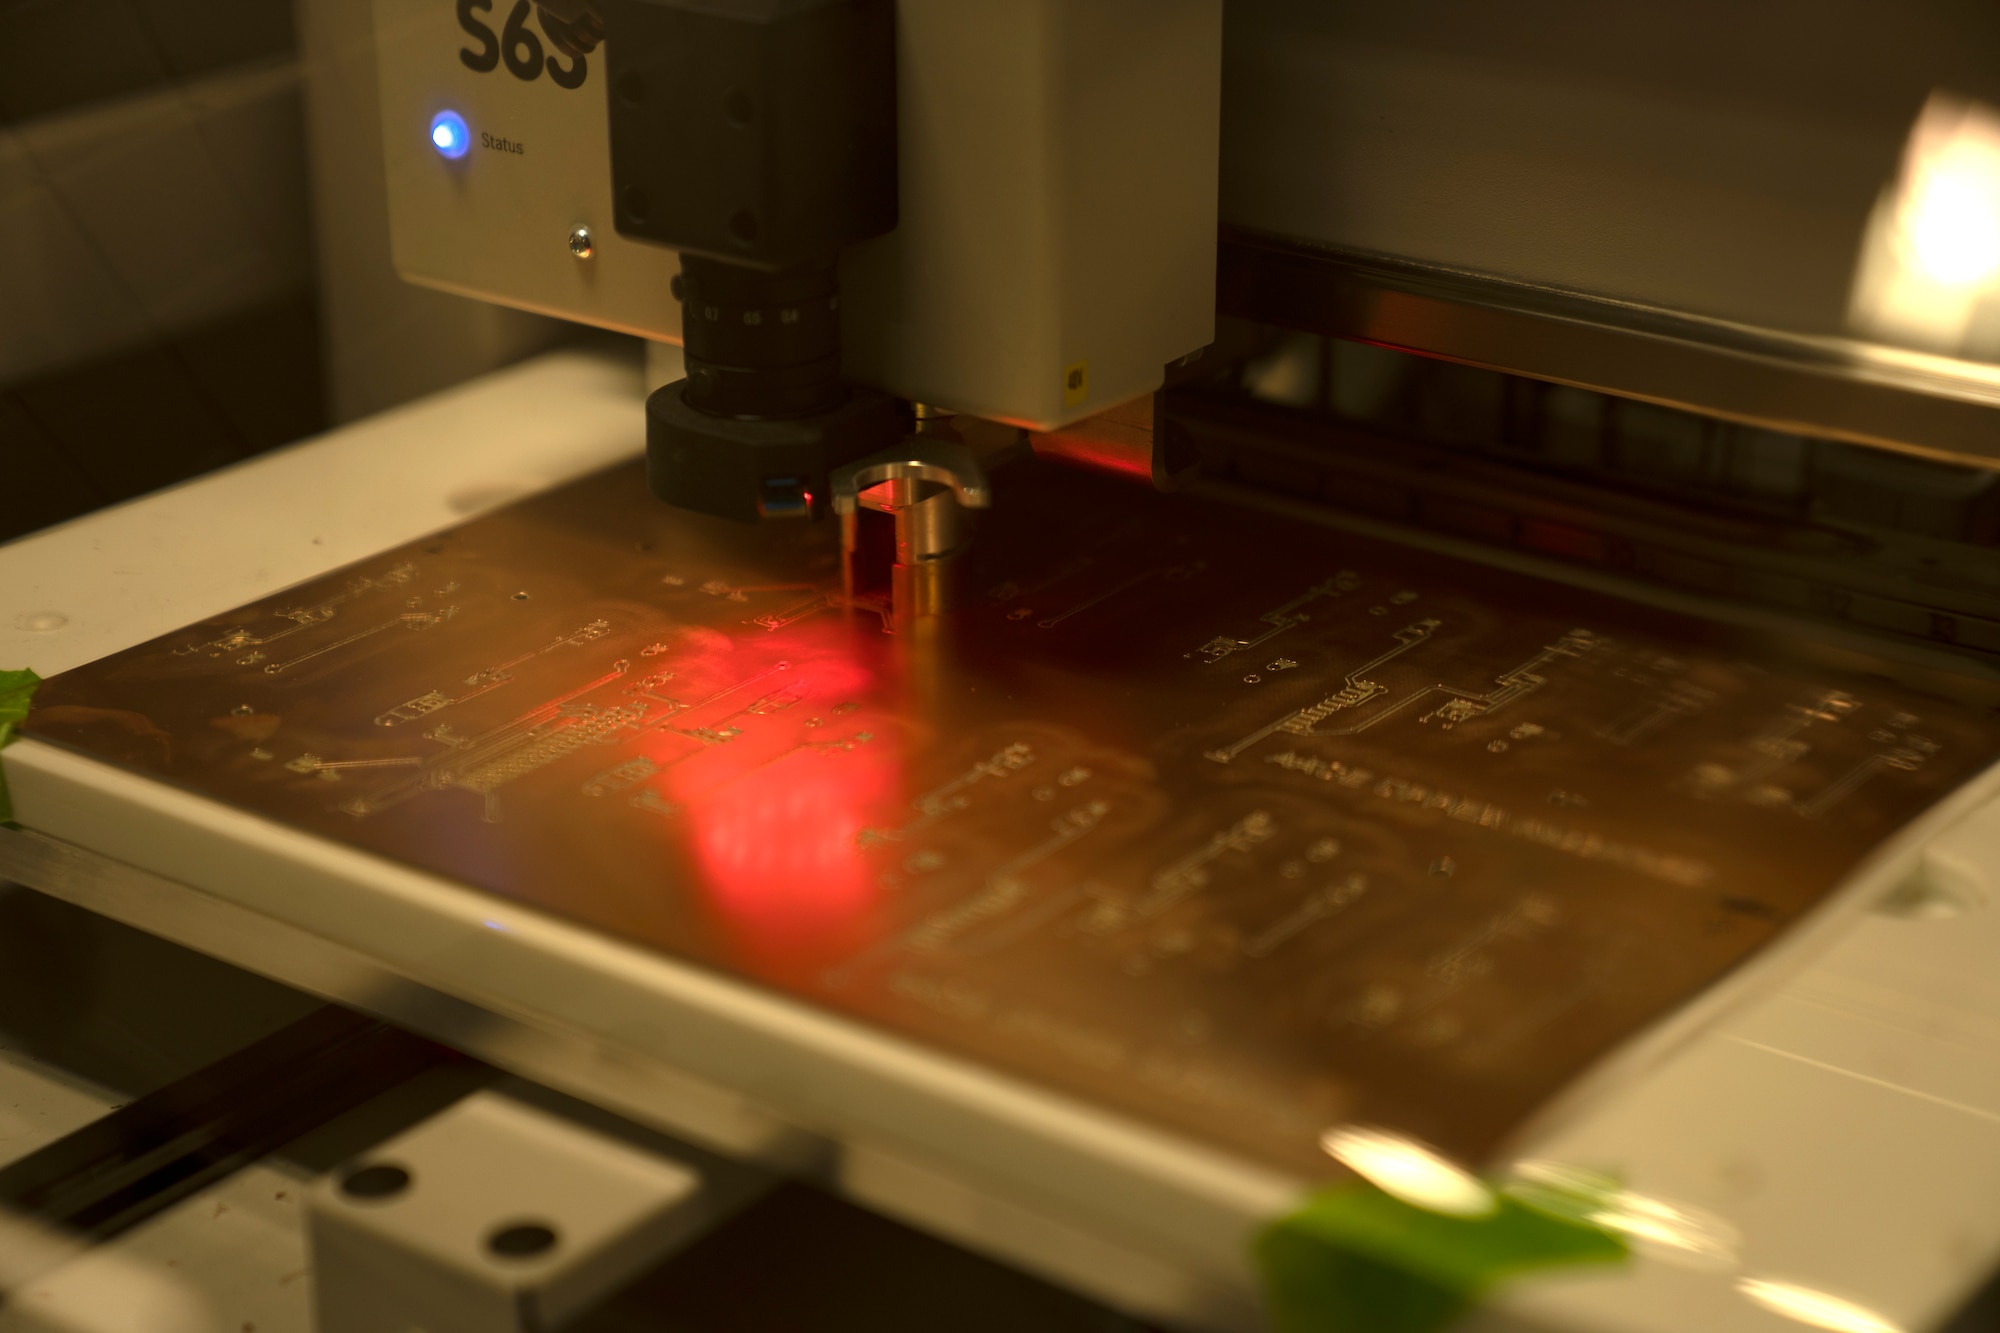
[25,460,2000,1175]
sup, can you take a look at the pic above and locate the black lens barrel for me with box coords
[678,256,845,419]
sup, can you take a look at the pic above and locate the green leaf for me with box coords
[0,668,44,824]
[1256,1181,1628,1333]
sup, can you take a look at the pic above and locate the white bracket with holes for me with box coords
[308,1090,706,1333]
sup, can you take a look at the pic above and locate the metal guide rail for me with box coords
[23,460,2000,1176]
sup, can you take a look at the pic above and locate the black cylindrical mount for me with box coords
[604,0,901,521]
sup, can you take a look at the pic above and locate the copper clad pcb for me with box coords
[27,462,2000,1174]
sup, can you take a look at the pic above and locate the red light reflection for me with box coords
[687,737,895,974]
[1029,432,1154,483]
[642,618,899,978]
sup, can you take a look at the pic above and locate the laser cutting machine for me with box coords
[8,3,2000,1331]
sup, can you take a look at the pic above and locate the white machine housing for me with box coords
[373,0,1222,430]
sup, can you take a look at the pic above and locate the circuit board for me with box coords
[26,459,2000,1176]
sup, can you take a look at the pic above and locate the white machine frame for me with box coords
[372,0,1222,430]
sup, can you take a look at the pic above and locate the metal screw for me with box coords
[568,225,594,259]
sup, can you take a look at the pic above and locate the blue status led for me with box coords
[429,110,470,160]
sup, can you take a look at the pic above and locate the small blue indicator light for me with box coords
[430,110,470,160]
